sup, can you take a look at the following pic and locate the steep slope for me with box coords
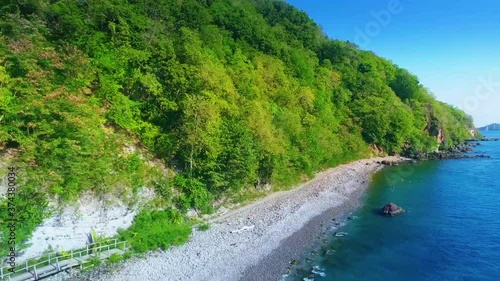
[0,0,476,255]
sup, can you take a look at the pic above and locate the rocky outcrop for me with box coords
[425,116,444,145]
[466,138,500,142]
[381,203,405,216]
[378,160,399,166]
[375,158,415,166]
[11,189,154,264]
[405,141,490,160]
[410,152,490,160]
[436,128,445,144]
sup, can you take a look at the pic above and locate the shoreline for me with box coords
[67,156,410,281]
[240,197,361,281]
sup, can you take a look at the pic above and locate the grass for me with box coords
[198,223,210,231]
[83,255,102,272]
[118,208,192,254]
[107,253,123,264]
[229,187,269,205]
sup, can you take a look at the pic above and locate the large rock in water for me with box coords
[381,203,405,216]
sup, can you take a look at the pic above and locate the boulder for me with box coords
[381,203,405,216]
[381,160,398,166]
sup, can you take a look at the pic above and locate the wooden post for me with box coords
[71,250,73,259]
[48,253,51,265]
[34,265,38,279]
[1,266,4,279]
[56,257,60,271]
[114,239,117,248]
[86,245,89,256]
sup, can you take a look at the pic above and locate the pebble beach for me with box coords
[50,156,409,281]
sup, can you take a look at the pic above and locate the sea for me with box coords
[288,131,500,281]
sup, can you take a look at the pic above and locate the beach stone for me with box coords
[381,160,399,166]
[381,203,405,216]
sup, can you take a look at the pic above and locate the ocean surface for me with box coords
[289,131,500,281]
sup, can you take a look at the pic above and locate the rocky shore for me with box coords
[405,141,490,160]
[51,156,409,281]
[466,137,500,142]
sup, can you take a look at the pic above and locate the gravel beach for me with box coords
[60,156,408,281]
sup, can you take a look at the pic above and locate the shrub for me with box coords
[108,253,123,264]
[119,208,192,253]
[174,176,213,214]
[198,223,210,231]
[86,255,102,270]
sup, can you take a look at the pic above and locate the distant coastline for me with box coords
[479,123,500,131]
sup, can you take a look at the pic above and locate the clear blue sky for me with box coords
[287,0,500,127]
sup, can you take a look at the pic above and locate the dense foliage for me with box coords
[0,0,476,252]
[118,208,191,253]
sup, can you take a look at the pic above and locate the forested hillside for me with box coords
[0,0,476,252]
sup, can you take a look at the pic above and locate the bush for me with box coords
[108,253,123,264]
[174,176,213,214]
[85,255,102,270]
[119,208,192,253]
[198,223,210,231]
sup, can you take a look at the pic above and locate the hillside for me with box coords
[0,0,476,255]
[479,123,500,130]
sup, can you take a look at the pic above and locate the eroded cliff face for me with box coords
[0,173,154,264]
[0,147,157,264]
[430,126,479,146]
[469,128,479,138]
[436,128,445,144]
[426,116,445,146]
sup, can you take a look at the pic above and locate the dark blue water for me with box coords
[290,131,500,281]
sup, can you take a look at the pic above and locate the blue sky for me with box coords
[287,0,500,127]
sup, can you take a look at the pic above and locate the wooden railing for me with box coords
[0,238,126,280]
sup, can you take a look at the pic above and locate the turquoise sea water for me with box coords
[290,131,500,281]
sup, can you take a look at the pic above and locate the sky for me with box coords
[287,0,500,127]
